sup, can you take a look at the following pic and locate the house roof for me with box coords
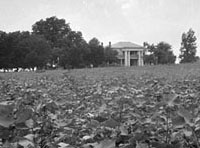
[111,41,145,49]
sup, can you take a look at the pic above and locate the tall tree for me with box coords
[49,47,64,68]
[0,31,29,69]
[155,42,176,64]
[0,31,8,70]
[104,47,118,65]
[88,38,104,67]
[143,42,157,65]
[144,42,176,65]
[179,28,198,63]
[18,35,51,69]
[59,31,89,68]
[32,16,71,48]
[11,31,31,69]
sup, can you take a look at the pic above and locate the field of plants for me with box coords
[1,63,200,148]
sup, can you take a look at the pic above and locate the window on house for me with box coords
[130,51,137,55]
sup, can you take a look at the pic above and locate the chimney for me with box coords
[109,41,111,48]
[101,42,103,47]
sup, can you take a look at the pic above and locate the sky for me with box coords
[0,0,200,58]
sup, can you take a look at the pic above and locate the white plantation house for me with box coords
[109,42,145,66]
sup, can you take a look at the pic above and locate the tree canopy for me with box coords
[144,42,176,65]
[179,28,198,63]
[104,47,118,65]
[19,35,51,69]
[32,16,71,48]
[87,38,105,67]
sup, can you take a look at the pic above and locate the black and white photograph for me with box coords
[0,0,200,148]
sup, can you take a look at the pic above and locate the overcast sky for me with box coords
[0,0,200,57]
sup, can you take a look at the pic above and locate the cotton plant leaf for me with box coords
[0,104,15,127]
[82,135,92,141]
[25,119,34,128]
[55,120,68,127]
[150,142,170,148]
[91,139,115,148]
[2,141,15,148]
[136,142,148,148]
[0,127,11,138]
[18,139,34,148]
[98,103,107,114]
[45,101,59,113]
[171,115,186,128]
[172,96,182,105]
[15,108,33,123]
[162,93,178,107]
[171,131,182,141]
[58,142,70,148]
[177,107,194,126]
[24,134,34,141]
[151,112,166,123]
[48,113,57,120]
[182,129,193,137]
[87,119,100,128]
[0,101,14,105]
[119,125,129,135]
[96,84,102,95]
[164,94,176,106]
[0,104,14,115]
[102,118,120,128]
[0,116,15,128]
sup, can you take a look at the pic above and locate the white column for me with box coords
[127,51,130,66]
[124,51,128,66]
[138,51,144,66]
[141,51,144,66]
[138,51,141,66]
[125,51,128,66]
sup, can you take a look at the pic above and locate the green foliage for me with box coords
[32,16,71,48]
[0,31,30,69]
[179,28,198,63]
[1,15,190,69]
[156,42,176,64]
[88,38,105,67]
[144,54,157,65]
[0,16,119,69]
[144,42,176,65]
[11,32,31,69]
[104,47,118,65]
[59,31,90,68]
[0,31,9,69]
[1,68,200,147]
[0,31,52,70]
[19,35,51,69]
[32,16,73,68]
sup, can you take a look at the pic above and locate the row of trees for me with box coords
[0,16,198,70]
[144,28,198,65]
[0,16,117,70]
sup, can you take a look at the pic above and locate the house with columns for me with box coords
[110,41,145,66]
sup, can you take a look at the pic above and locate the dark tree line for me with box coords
[0,16,117,70]
[0,16,198,70]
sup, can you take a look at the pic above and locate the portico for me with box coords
[110,42,145,66]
